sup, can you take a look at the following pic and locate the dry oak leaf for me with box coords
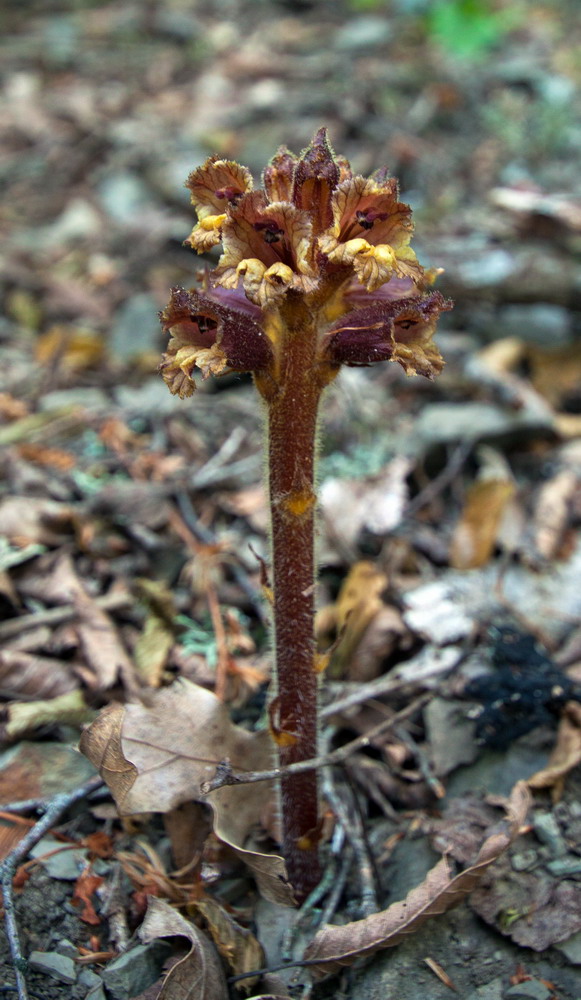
[139,896,228,1000]
[80,679,294,905]
[302,781,530,977]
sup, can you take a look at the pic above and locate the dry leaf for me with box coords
[49,555,137,691]
[139,896,229,1000]
[317,561,408,682]
[0,649,78,700]
[34,325,105,371]
[1,689,93,742]
[80,679,294,905]
[528,342,581,410]
[71,866,103,925]
[133,579,176,686]
[423,956,457,991]
[320,457,413,556]
[302,781,530,977]
[0,496,76,546]
[532,469,578,561]
[450,448,516,570]
[16,442,76,471]
[195,897,264,992]
[489,187,581,233]
[527,701,581,797]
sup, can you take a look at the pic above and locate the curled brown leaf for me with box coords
[302,781,530,977]
[139,896,229,1000]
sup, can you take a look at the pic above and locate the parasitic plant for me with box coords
[160,129,451,901]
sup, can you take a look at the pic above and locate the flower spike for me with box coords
[160,130,452,904]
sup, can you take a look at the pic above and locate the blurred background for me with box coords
[1,0,580,385]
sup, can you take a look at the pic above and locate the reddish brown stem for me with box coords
[265,309,323,901]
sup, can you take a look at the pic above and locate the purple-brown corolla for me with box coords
[160,129,451,901]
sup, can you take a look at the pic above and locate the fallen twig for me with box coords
[201,693,431,793]
[176,490,267,624]
[0,591,131,641]
[0,774,104,1000]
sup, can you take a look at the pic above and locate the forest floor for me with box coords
[1,1,581,998]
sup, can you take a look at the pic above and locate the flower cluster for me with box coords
[160,128,451,398]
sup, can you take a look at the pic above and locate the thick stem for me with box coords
[266,312,323,901]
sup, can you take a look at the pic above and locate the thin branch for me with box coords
[405,440,472,517]
[320,644,463,719]
[176,490,268,624]
[0,775,104,1000]
[0,591,131,641]
[201,693,432,794]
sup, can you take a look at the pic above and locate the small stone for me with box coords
[101,942,172,1000]
[402,581,475,645]
[30,836,89,881]
[546,856,581,876]
[55,938,78,958]
[334,16,392,51]
[498,303,572,347]
[114,378,188,415]
[533,811,567,856]
[78,968,103,989]
[424,697,479,776]
[97,172,152,226]
[511,848,539,872]
[86,987,107,1000]
[38,387,110,413]
[110,294,160,361]
[555,929,581,964]
[505,980,551,1000]
[458,248,517,287]
[45,198,102,244]
[416,401,552,448]
[28,951,77,984]
[465,978,504,1000]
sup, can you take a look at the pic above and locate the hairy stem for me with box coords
[265,310,323,901]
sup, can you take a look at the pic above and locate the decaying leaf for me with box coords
[470,856,581,951]
[195,896,264,992]
[1,689,93,742]
[133,579,177,686]
[302,781,530,977]
[527,701,581,798]
[80,679,294,905]
[139,896,229,1000]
